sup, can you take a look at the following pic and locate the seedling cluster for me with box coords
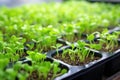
[0,1,120,80]
[54,41,99,65]
[86,29,120,52]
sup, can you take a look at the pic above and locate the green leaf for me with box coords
[87,34,94,41]
[61,69,67,74]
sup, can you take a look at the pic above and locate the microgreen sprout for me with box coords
[52,43,63,54]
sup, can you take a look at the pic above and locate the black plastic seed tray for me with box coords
[47,46,108,80]
[47,26,120,79]
[6,27,120,80]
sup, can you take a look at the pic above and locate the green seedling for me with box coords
[59,24,76,42]
[87,33,95,44]
[100,29,119,52]
[52,43,63,54]
[86,31,102,51]
[26,43,35,50]
[62,49,67,59]
[0,1,120,79]
[17,71,29,80]
[86,29,120,52]
[61,40,95,63]
[5,68,18,80]
[76,41,91,62]
[0,41,4,52]
[27,51,46,63]
[0,58,9,70]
